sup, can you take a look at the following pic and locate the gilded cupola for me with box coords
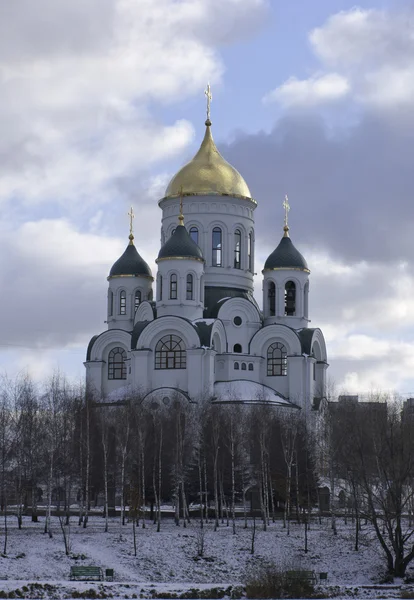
[164,85,251,200]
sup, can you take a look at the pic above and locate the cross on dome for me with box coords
[128,206,135,244]
[204,82,212,124]
[283,195,290,237]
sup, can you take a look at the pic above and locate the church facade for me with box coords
[85,110,328,412]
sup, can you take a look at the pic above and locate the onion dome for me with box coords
[164,119,252,199]
[157,225,204,262]
[109,234,152,278]
[264,226,309,272]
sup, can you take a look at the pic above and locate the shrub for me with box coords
[245,562,317,599]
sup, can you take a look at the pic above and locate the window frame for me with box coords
[268,281,276,317]
[134,290,141,312]
[189,226,199,245]
[170,273,178,300]
[234,229,241,269]
[155,334,186,370]
[212,227,222,267]
[267,342,288,377]
[285,281,296,316]
[108,347,127,380]
[186,274,194,300]
[119,290,126,315]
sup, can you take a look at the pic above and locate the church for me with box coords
[85,91,328,411]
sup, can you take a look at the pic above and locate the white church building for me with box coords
[85,102,328,411]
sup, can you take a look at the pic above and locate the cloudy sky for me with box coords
[1,0,414,395]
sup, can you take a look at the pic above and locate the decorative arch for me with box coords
[142,387,192,410]
[210,320,227,353]
[217,296,261,324]
[310,329,328,362]
[90,329,132,361]
[249,323,302,357]
[134,301,155,325]
[137,316,200,351]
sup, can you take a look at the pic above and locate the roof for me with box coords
[131,321,151,349]
[163,121,252,199]
[213,381,299,407]
[157,225,204,261]
[109,241,152,278]
[192,320,214,347]
[264,235,309,272]
[298,328,316,355]
[204,286,262,319]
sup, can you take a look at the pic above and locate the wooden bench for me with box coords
[70,566,103,581]
[286,570,317,585]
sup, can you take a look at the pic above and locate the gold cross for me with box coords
[128,206,135,238]
[205,82,212,121]
[178,186,184,225]
[283,195,290,228]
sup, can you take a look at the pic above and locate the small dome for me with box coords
[164,121,252,199]
[109,241,152,278]
[157,225,203,261]
[264,236,309,272]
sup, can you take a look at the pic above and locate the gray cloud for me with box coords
[221,109,414,265]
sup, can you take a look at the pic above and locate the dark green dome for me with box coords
[158,225,203,261]
[109,241,152,278]
[264,236,309,271]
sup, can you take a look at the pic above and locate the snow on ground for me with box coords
[0,514,412,598]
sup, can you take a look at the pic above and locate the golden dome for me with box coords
[164,120,252,199]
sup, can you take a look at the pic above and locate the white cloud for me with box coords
[264,7,414,110]
[264,73,350,107]
[0,0,267,210]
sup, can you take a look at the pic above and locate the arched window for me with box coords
[234,362,240,370]
[170,274,178,300]
[285,281,296,316]
[234,229,241,269]
[304,281,309,319]
[186,274,193,300]
[108,347,127,380]
[189,226,199,245]
[212,227,222,267]
[268,282,276,317]
[108,290,113,317]
[171,228,176,237]
[134,290,141,312]
[119,291,126,315]
[241,362,247,371]
[248,363,254,371]
[233,343,242,353]
[248,232,253,272]
[155,335,186,370]
[159,276,163,301]
[267,342,287,376]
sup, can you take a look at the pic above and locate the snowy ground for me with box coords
[0,514,413,598]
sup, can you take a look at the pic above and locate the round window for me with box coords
[233,316,242,326]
